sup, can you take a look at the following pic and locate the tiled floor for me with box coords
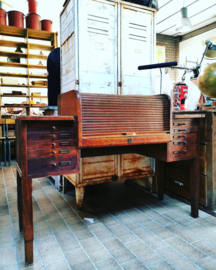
[1,166,216,270]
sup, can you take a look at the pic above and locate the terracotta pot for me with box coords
[0,8,6,26]
[8,11,24,28]
[26,13,41,30]
[28,0,38,13]
[41,20,52,32]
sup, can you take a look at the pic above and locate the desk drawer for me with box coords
[172,119,198,127]
[172,133,197,142]
[28,155,78,176]
[27,148,77,158]
[168,144,197,161]
[173,126,198,133]
[27,140,77,150]
[27,121,77,133]
[27,132,77,141]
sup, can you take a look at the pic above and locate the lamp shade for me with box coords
[176,7,192,32]
[205,44,216,59]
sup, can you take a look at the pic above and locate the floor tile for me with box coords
[55,230,80,252]
[45,260,70,270]
[80,237,110,262]
[103,239,136,264]
[88,222,115,242]
[68,221,93,240]
[95,258,121,270]
[126,240,163,266]
[197,256,216,270]
[65,248,95,270]
[150,261,175,270]
[122,260,148,270]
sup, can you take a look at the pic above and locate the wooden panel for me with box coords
[27,132,77,141]
[199,117,207,144]
[172,119,198,127]
[27,139,77,149]
[27,155,78,177]
[173,126,198,133]
[121,153,152,177]
[168,144,197,161]
[79,155,118,183]
[27,148,77,158]
[164,165,207,206]
[81,93,171,137]
[27,121,76,133]
[172,133,197,141]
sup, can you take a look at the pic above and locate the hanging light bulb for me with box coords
[176,7,192,32]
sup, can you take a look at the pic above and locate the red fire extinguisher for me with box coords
[173,83,188,111]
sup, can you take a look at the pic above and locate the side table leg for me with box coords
[156,160,164,200]
[23,176,34,265]
[190,157,199,218]
[76,186,85,210]
[17,171,23,231]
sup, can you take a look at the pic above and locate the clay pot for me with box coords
[26,13,41,30]
[28,0,38,13]
[8,11,24,28]
[41,20,53,32]
[0,8,6,26]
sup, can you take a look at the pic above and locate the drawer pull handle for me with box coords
[173,141,187,146]
[59,161,71,166]
[183,150,187,153]
[59,134,70,138]
[52,151,56,154]
[52,126,56,130]
[51,134,56,138]
[173,151,181,154]
[175,180,184,187]
[60,142,71,146]
[178,129,187,132]
[173,123,186,126]
[60,150,70,154]
[52,163,56,167]
[128,139,132,143]
[52,143,56,146]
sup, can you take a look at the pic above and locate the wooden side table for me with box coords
[16,116,80,265]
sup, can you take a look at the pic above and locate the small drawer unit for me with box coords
[168,118,199,162]
[16,116,80,179]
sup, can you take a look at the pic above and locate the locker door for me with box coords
[79,0,118,94]
[121,5,154,95]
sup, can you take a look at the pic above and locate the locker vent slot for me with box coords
[88,14,109,36]
[128,23,147,42]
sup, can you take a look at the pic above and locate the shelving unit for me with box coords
[0,25,58,117]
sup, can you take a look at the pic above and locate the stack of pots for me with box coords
[26,0,41,30]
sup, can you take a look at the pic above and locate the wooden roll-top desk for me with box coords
[16,90,204,265]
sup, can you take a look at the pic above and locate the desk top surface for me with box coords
[14,116,75,121]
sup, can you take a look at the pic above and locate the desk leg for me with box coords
[17,171,23,231]
[76,187,85,210]
[23,176,33,265]
[190,157,199,218]
[156,160,164,200]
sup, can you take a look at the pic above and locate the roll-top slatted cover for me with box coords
[80,93,170,138]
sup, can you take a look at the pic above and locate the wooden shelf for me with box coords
[28,64,47,69]
[1,95,48,98]
[0,25,55,41]
[0,40,27,49]
[0,84,47,88]
[1,105,47,108]
[0,61,28,68]
[29,43,54,51]
[0,25,57,117]
[0,51,27,59]
[0,72,47,79]
[28,54,48,60]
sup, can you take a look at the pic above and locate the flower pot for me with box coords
[0,8,6,26]
[26,13,41,30]
[8,11,24,28]
[28,0,38,13]
[41,19,52,32]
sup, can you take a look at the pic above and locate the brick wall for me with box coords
[156,34,181,83]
